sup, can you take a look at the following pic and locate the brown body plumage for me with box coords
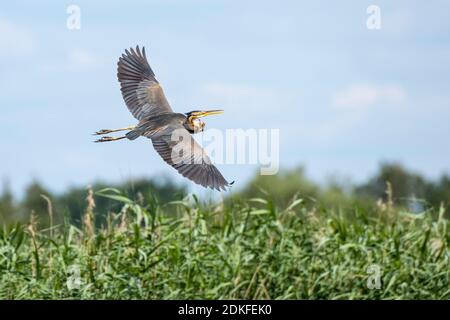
[94,46,232,191]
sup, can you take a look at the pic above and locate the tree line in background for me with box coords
[1,162,449,226]
[235,162,450,213]
[0,178,187,227]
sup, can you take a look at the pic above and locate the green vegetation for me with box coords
[0,162,449,299]
[0,187,449,299]
[2,163,450,228]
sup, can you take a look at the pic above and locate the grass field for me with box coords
[0,188,449,299]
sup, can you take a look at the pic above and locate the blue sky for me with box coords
[1,0,450,197]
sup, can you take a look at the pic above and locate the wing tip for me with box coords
[122,45,147,58]
[213,180,234,192]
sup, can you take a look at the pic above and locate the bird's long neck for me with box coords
[185,126,195,134]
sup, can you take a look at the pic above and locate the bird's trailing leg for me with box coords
[94,136,126,143]
[93,125,136,136]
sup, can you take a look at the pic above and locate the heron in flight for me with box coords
[94,46,233,191]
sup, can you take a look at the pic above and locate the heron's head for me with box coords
[185,109,223,133]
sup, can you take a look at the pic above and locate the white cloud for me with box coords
[0,18,36,56]
[200,82,294,113]
[203,83,268,100]
[196,82,297,129]
[332,84,406,110]
[199,82,275,117]
[38,48,103,74]
[67,49,100,70]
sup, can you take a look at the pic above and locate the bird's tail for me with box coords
[125,130,141,140]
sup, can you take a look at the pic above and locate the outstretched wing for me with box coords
[148,128,232,191]
[117,46,173,120]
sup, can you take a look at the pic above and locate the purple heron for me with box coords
[94,46,233,191]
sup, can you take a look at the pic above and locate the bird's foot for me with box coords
[94,136,120,143]
[93,129,113,135]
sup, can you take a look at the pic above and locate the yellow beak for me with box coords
[195,110,224,118]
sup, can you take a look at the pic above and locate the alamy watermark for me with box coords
[66,4,81,30]
[170,128,280,175]
[66,264,82,290]
[366,264,382,290]
[366,5,381,30]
